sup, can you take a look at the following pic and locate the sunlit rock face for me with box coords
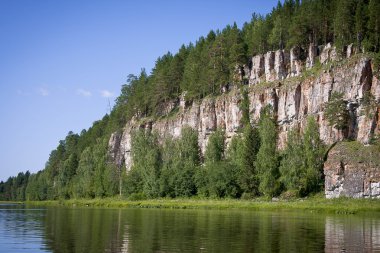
[324,142,380,199]
[249,54,265,86]
[109,44,380,198]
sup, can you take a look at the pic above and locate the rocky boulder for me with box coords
[324,142,380,199]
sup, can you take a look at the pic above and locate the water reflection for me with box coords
[325,215,380,252]
[1,204,380,253]
[0,204,49,253]
[116,209,326,252]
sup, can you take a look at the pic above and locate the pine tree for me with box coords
[355,0,368,50]
[334,0,355,51]
[324,92,350,136]
[367,0,380,52]
[240,124,260,196]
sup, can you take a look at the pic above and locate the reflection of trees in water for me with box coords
[42,207,126,253]
[120,210,326,252]
[325,216,380,253]
[39,207,380,253]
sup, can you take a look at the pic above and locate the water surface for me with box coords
[1,203,380,252]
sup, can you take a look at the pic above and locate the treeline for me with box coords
[1,0,380,201]
[123,106,325,199]
[113,0,380,127]
[0,171,30,201]
[0,115,122,201]
[0,100,325,201]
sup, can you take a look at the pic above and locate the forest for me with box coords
[1,0,380,201]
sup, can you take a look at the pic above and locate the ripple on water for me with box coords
[0,207,49,253]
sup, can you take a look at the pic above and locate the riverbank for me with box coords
[24,195,380,214]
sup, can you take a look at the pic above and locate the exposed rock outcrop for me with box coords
[249,55,264,86]
[289,46,303,77]
[324,142,380,199]
[306,43,318,69]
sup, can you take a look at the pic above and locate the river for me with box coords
[0,203,380,252]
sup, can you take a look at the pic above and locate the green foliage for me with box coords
[204,161,241,198]
[365,0,380,52]
[72,147,95,198]
[303,116,325,193]
[256,106,280,197]
[334,0,356,51]
[239,87,250,126]
[279,129,305,195]
[123,169,143,197]
[243,13,271,55]
[324,91,350,133]
[228,124,261,196]
[198,130,241,198]
[355,0,368,49]
[361,91,379,118]
[0,171,30,201]
[130,130,162,198]
[204,129,225,163]
[159,127,200,197]
[280,117,325,196]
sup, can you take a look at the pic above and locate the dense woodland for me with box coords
[1,0,380,201]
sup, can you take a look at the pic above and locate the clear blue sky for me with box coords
[0,0,280,181]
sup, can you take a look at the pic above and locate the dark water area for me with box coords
[0,203,380,252]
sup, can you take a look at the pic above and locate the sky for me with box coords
[0,0,280,181]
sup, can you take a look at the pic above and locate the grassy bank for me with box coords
[24,195,380,215]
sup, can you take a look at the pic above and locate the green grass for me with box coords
[335,141,380,166]
[24,195,380,215]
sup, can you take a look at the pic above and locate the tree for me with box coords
[160,127,200,197]
[279,117,324,196]
[74,147,95,198]
[334,0,355,51]
[228,23,247,84]
[366,0,380,52]
[303,116,325,194]
[256,106,280,197]
[239,87,250,126]
[209,32,229,93]
[204,129,225,163]
[324,91,350,136]
[92,138,110,198]
[199,130,241,198]
[130,130,161,198]
[279,128,306,194]
[239,124,260,196]
[243,14,272,55]
[355,0,368,50]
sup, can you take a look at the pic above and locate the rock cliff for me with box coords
[109,44,380,198]
[324,142,380,198]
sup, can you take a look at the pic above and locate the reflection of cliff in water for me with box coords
[325,216,380,252]
[118,209,326,252]
[36,207,380,253]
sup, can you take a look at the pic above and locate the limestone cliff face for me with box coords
[324,142,380,199]
[109,44,380,183]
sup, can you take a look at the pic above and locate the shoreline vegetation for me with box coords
[17,196,380,215]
